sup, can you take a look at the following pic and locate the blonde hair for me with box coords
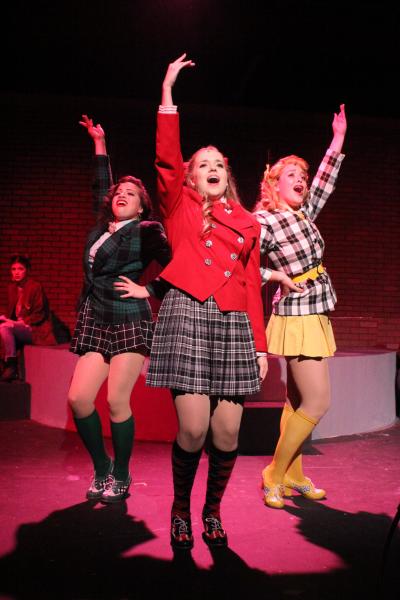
[184,146,241,236]
[255,155,309,212]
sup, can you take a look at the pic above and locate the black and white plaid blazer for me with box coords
[254,149,345,316]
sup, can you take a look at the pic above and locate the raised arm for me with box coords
[305,104,347,221]
[161,53,195,106]
[156,55,195,220]
[79,114,112,213]
[329,104,347,154]
[79,114,107,155]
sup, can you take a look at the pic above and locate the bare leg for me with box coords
[170,393,210,542]
[103,352,145,488]
[287,356,331,421]
[209,398,243,451]
[174,393,211,451]
[107,352,145,422]
[280,360,327,497]
[68,352,109,417]
[68,352,111,489]
[262,356,330,507]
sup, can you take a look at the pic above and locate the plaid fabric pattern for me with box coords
[70,297,153,358]
[146,289,260,395]
[255,149,344,316]
[203,445,238,518]
[78,156,171,325]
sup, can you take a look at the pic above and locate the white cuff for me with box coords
[158,105,178,114]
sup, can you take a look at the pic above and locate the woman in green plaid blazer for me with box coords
[68,115,171,503]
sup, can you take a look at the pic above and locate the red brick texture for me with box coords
[1,93,399,350]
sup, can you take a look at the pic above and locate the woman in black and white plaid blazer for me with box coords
[254,105,347,509]
[68,115,171,503]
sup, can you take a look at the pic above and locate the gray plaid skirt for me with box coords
[70,297,154,359]
[146,289,260,396]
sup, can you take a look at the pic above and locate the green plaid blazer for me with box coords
[78,155,171,325]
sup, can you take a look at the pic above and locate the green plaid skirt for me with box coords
[70,297,153,359]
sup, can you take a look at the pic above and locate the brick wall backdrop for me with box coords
[1,93,399,350]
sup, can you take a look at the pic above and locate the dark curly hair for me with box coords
[98,175,153,226]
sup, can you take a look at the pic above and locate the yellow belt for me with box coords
[292,264,325,283]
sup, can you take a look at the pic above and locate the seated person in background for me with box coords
[0,255,56,381]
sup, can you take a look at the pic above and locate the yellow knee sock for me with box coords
[280,403,294,431]
[280,404,307,482]
[266,409,318,485]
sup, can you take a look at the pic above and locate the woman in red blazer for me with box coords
[0,255,55,381]
[117,55,268,550]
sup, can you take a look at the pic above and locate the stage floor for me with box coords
[0,419,399,599]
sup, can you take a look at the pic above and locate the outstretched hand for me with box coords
[332,104,347,137]
[163,53,195,90]
[79,114,105,140]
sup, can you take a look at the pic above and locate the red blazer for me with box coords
[155,112,267,352]
[7,278,56,346]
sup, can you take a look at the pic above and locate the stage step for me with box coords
[239,401,284,455]
[0,382,31,420]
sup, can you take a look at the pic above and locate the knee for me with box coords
[212,423,240,451]
[314,402,330,421]
[318,391,331,417]
[178,425,207,450]
[68,392,93,415]
[106,395,131,420]
[302,394,330,422]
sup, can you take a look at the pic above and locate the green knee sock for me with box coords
[110,416,134,481]
[74,410,110,476]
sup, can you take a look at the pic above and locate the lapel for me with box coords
[92,220,139,273]
[84,226,105,271]
[86,226,104,247]
[212,203,255,235]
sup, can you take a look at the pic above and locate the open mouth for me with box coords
[116,200,128,206]
[207,175,220,184]
[293,185,304,195]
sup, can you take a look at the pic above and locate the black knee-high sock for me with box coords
[74,410,110,475]
[172,441,202,519]
[203,444,238,518]
[110,416,134,481]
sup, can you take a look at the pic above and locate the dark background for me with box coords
[1,0,400,349]
[4,0,400,118]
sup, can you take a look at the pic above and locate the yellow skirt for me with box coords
[266,314,336,358]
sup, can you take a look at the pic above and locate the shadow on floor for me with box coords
[0,496,398,600]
